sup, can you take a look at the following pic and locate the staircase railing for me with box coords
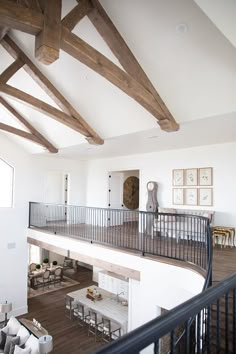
[94,272,236,354]
[29,202,211,273]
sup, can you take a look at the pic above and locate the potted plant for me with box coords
[42,258,49,269]
[36,264,41,270]
[52,260,58,266]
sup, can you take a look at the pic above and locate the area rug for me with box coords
[28,276,80,299]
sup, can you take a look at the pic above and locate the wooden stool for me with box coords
[212,226,235,248]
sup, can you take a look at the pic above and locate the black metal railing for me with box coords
[29,202,211,272]
[93,273,236,354]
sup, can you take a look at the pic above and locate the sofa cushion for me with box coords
[7,317,21,335]
[4,335,20,354]
[16,326,30,346]
[13,345,31,354]
[24,334,39,354]
[0,330,7,350]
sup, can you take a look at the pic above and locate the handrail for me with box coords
[94,272,236,354]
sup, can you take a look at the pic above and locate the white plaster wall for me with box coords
[0,134,31,320]
[27,229,205,332]
[86,142,236,227]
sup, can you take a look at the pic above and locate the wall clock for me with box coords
[123,176,139,210]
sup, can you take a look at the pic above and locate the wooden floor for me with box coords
[20,245,236,354]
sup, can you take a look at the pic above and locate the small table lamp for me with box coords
[0,301,12,326]
[39,335,53,354]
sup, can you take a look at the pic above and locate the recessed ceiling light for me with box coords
[176,23,189,33]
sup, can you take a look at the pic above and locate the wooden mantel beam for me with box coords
[1,35,104,145]
[0,96,58,153]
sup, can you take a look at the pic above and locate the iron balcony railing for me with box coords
[94,272,236,354]
[29,202,211,273]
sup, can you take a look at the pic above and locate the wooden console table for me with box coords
[212,226,235,248]
[19,318,48,338]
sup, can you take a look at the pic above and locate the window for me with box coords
[0,158,14,207]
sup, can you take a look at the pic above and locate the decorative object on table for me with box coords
[0,301,12,326]
[86,288,102,301]
[39,335,53,354]
[52,261,57,266]
[172,169,184,186]
[185,168,198,186]
[185,188,198,206]
[199,188,213,206]
[42,259,49,269]
[123,176,139,210]
[36,264,41,270]
[199,167,213,186]
[173,188,184,205]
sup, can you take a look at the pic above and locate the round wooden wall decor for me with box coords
[123,176,139,210]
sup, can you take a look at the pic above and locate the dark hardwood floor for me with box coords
[20,245,236,354]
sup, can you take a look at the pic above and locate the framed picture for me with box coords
[199,167,213,186]
[172,169,184,186]
[185,168,198,186]
[185,188,198,206]
[199,188,213,206]
[173,188,184,205]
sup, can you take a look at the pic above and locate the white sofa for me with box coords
[0,317,39,354]
[153,208,214,241]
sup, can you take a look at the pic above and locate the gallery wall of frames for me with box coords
[172,167,213,206]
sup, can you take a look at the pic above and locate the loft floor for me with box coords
[19,246,236,354]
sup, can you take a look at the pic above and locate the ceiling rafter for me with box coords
[0,83,91,135]
[62,0,92,32]
[0,96,58,152]
[1,35,104,145]
[61,28,165,120]
[0,58,24,83]
[35,0,61,64]
[0,0,179,132]
[87,0,178,132]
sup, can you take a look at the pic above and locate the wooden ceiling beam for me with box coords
[0,96,58,153]
[0,84,90,136]
[35,0,62,64]
[0,0,44,35]
[87,0,178,131]
[0,121,52,149]
[61,28,165,120]
[0,26,9,41]
[62,0,93,32]
[1,35,104,145]
[0,58,24,83]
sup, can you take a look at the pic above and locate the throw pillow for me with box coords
[13,345,31,354]
[4,335,20,354]
[16,326,30,346]
[7,317,21,335]
[24,334,39,354]
[0,330,7,350]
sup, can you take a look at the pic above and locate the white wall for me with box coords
[86,142,236,227]
[0,135,31,320]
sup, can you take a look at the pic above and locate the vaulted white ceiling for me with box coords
[0,0,235,159]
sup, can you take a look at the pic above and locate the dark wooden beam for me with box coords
[0,84,90,136]
[0,0,44,35]
[61,28,166,121]
[61,0,92,32]
[0,59,24,83]
[35,0,62,64]
[0,26,9,41]
[0,121,51,148]
[0,96,58,152]
[1,35,104,145]
[87,0,178,131]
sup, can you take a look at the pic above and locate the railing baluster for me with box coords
[216,298,221,354]
[233,288,236,354]
[225,292,229,353]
